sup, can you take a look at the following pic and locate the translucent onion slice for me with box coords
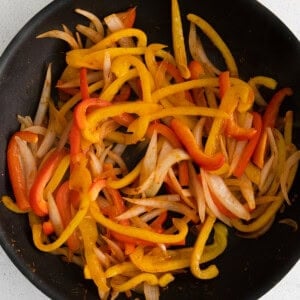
[239,174,255,210]
[280,150,300,204]
[144,283,159,300]
[47,193,64,235]
[15,136,37,192]
[205,173,250,220]
[34,63,52,126]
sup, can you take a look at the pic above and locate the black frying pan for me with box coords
[0,0,299,299]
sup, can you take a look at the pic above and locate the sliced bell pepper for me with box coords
[170,118,225,170]
[233,112,262,177]
[253,87,293,168]
[79,67,89,100]
[29,148,67,216]
[218,70,230,99]
[7,131,38,211]
[224,116,257,141]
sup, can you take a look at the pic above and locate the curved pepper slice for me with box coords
[7,131,38,211]
[170,118,225,171]
[29,148,67,216]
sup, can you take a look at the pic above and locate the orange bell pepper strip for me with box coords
[219,71,230,99]
[224,116,257,141]
[150,211,168,233]
[233,112,262,177]
[170,118,225,171]
[253,87,293,168]
[159,61,193,103]
[188,60,205,80]
[73,98,111,130]
[80,67,89,100]
[29,148,67,217]
[42,220,55,236]
[116,7,137,28]
[7,131,38,211]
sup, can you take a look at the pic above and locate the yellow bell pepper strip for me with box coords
[111,272,174,292]
[66,47,147,70]
[59,80,104,117]
[44,154,70,196]
[205,83,247,156]
[1,195,29,214]
[80,67,89,100]
[78,215,109,297]
[170,118,225,171]
[253,87,293,168]
[190,215,219,280]
[108,161,142,189]
[187,14,238,77]
[233,112,262,177]
[231,195,284,233]
[171,0,190,79]
[83,102,161,143]
[7,131,38,211]
[151,78,219,103]
[30,190,91,252]
[90,200,188,244]
[105,262,138,278]
[29,148,67,217]
[100,69,138,102]
[130,222,227,273]
[112,55,154,102]
[248,76,277,106]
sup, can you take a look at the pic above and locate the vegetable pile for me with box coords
[2,0,300,299]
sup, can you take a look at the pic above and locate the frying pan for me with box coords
[0,0,299,299]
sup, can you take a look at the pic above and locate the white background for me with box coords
[0,0,299,299]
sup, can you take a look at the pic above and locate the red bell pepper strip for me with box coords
[253,87,293,168]
[233,112,262,177]
[150,211,168,233]
[224,116,257,141]
[80,67,89,100]
[7,131,38,211]
[170,118,225,171]
[219,71,230,99]
[69,121,82,163]
[42,220,55,236]
[29,148,67,217]
[55,181,80,251]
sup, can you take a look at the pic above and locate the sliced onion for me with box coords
[47,192,64,235]
[188,163,205,222]
[36,123,56,158]
[192,117,206,148]
[200,170,231,226]
[15,136,37,192]
[280,150,300,204]
[144,282,159,300]
[94,247,111,268]
[140,208,167,223]
[279,218,298,232]
[239,174,255,210]
[166,168,195,208]
[140,130,157,185]
[188,22,220,75]
[34,63,52,126]
[17,115,33,129]
[123,196,198,223]
[115,205,148,220]
[104,13,135,47]
[205,172,250,220]
[102,235,125,262]
[146,146,190,196]
[75,8,104,36]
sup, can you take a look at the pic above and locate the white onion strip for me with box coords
[280,151,300,204]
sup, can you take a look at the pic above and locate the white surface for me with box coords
[0,0,299,299]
